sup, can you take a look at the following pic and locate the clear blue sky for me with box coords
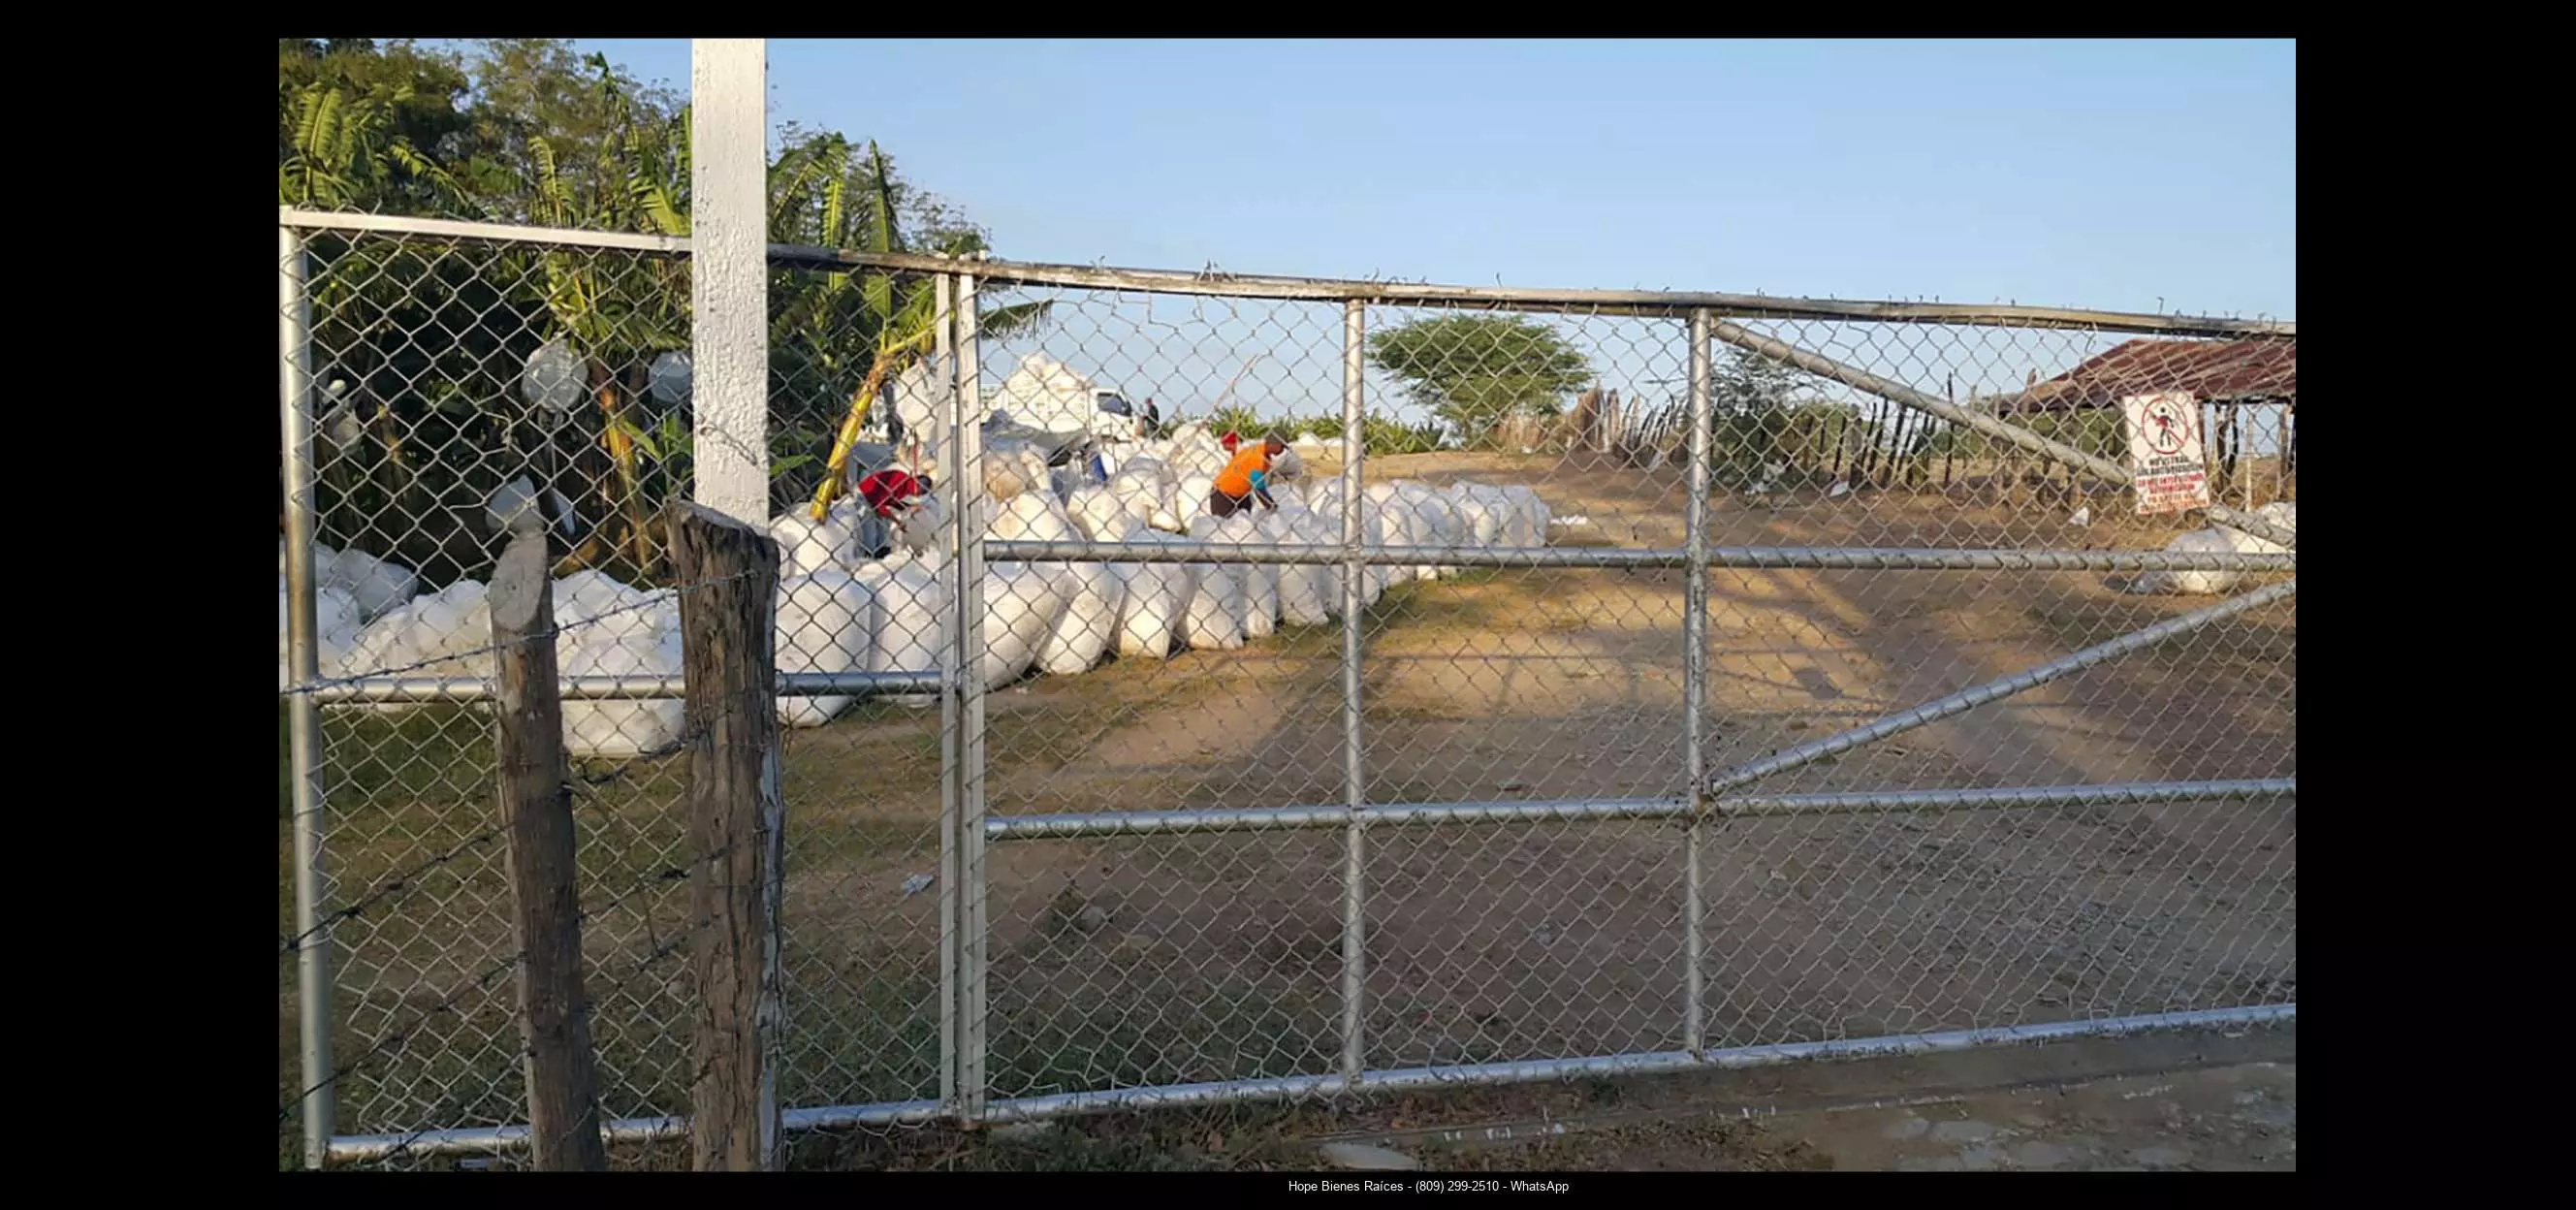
[577,39,2293,320]
[551,40,2291,433]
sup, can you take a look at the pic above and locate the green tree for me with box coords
[282,38,1036,576]
[1708,349,1820,487]
[277,39,478,213]
[459,40,686,226]
[1367,315,1591,446]
[765,128,1051,518]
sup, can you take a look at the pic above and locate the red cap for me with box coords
[1220,431,1241,452]
[858,468,923,519]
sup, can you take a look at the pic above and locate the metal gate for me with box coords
[280,209,2294,1166]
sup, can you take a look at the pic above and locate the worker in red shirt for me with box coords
[858,466,924,519]
[1209,435,1287,519]
[857,466,939,556]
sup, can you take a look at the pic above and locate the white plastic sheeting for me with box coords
[322,545,421,621]
[331,579,492,711]
[993,490,1121,676]
[2123,500,2297,596]
[982,562,1070,689]
[776,570,876,727]
[1390,482,1466,579]
[855,552,947,708]
[293,475,1570,734]
[1039,559,1123,675]
[992,353,1102,436]
[1448,483,1509,547]
[1065,486,1131,543]
[982,440,1054,503]
[550,572,684,758]
[770,502,866,577]
[1270,506,1337,626]
[1173,471,1217,529]
[1111,525,1195,659]
[1499,485,1550,547]
[559,631,684,759]
[1308,481,1391,605]
[1177,529,1248,652]
[1192,515,1277,640]
[1363,484,1436,584]
[280,576,363,691]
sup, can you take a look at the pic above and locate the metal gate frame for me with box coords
[283,209,2295,1164]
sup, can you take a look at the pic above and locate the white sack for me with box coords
[775,570,875,727]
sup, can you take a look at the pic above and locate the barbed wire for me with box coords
[278,693,763,1130]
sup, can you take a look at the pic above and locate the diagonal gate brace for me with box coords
[1701,578,2297,799]
[1704,320,2298,553]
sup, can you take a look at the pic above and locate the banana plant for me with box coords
[279,80,471,212]
[515,57,691,576]
[769,137,1050,520]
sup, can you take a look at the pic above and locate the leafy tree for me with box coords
[1708,349,1819,487]
[281,38,1048,574]
[458,41,687,227]
[277,39,477,213]
[765,129,1052,518]
[1367,315,1591,446]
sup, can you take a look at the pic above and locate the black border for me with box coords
[230,28,2346,1187]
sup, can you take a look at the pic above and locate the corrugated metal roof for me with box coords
[1997,338,2296,413]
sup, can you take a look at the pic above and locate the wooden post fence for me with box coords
[669,502,785,1172]
[489,526,610,1172]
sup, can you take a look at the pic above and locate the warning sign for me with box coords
[2122,391,2210,515]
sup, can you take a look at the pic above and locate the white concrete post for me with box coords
[690,39,771,523]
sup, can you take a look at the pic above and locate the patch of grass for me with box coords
[1433,1116,1837,1172]
[987,980,1335,1101]
[774,967,944,1110]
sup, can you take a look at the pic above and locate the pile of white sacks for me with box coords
[283,426,1553,759]
[285,535,691,760]
[2122,500,2297,596]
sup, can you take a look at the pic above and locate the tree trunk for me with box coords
[591,361,655,577]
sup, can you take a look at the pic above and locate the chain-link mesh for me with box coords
[279,226,711,1168]
[282,215,2291,1166]
[957,290,2291,1103]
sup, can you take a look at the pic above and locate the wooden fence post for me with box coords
[489,527,610,1172]
[669,502,784,1172]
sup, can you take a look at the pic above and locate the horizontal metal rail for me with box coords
[323,1003,2294,1161]
[778,247,2292,337]
[275,208,2289,336]
[295,560,2293,707]
[987,540,2296,573]
[277,207,692,255]
[982,780,2293,841]
[299,670,944,706]
[1704,579,2298,796]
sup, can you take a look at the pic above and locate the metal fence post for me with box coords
[935,269,961,1114]
[1340,298,1369,1087]
[1682,309,1713,1059]
[280,221,335,1169]
[951,267,990,1119]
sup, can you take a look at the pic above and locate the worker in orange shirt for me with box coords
[1209,434,1288,519]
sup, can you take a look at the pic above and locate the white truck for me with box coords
[880,353,1155,493]
[991,353,1151,444]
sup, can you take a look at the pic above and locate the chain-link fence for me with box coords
[280,209,2294,1168]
